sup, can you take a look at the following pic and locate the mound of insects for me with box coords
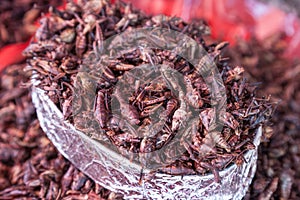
[25,0,274,179]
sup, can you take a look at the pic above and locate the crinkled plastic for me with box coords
[32,85,262,200]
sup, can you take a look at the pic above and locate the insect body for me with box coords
[114,87,140,125]
[184,76,203,108]
[75,32,87,57]
[94,90,109,128]
[172,90,188,131]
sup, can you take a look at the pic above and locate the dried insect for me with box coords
[110,63,135,71]
[238,77,247,97]
[194,162,207,174]
[140,102,163,118]
[108,115,124,132]
[75,32,87,57]
[219,112,239,130]
[76,72,97,94]
[115,3,138,31]
[225,66,245,83]
[29,59,60,75]
[132,87,146,110]
[94,90,109,128]
[136,118,151,131]
[199,108,214,131]
[60,28,76,43]
[193,77,210,95]
[180,120,199,161]
[23,41,58,56]
[93,22,104,54]
[140,137,156,153]
[143,96,167,106]
[156,131,173,148]
[114,87,140,125]
[60,56,78,73]
[234,139,251,150]
[214,41,229,52]
[210,130,231,152]
[139,46,160,66]
[172,90,189,131]
[151,14,169,25]
[62,96,73,120]
[160,66,189,131]
[144,113,168,138]
[75,72,98,111]
[82,0,107,15]
[184,76,203,108]
[145,82,167,93]
[99,64,116,81]
[65,0,82,13]
[165,98,178,117]
[35,18,49,40]
[195,130,216,155]
[195,53,219,75]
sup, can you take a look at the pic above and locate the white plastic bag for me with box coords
[32,86,262,199]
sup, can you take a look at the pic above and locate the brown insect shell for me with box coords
[60,28,76,43]
[94,90,108,128]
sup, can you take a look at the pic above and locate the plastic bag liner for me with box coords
[32,86,262,200]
